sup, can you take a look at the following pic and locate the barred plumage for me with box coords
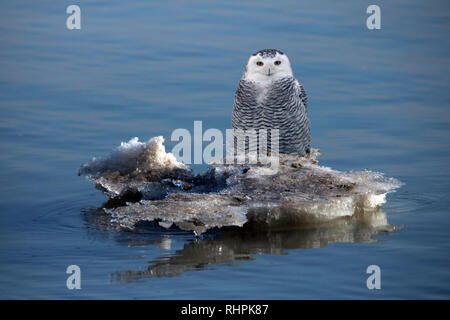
[232,49,310,155]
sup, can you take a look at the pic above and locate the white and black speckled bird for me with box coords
[232,49,310,155]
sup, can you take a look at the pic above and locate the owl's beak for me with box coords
[267,68,272,76]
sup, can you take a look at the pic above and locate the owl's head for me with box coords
[243,49,293,82]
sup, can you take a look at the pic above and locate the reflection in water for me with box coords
[83,206,399,282]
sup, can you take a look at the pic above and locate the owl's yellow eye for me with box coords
[274,60,281,65]
[256,61,264,66]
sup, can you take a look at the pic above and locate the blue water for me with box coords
[0,0,449,299]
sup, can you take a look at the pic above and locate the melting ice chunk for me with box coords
[78,136,187,176]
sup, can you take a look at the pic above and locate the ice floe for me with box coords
[79,136,402,235]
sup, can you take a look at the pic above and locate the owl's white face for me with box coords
[243,50,293,83]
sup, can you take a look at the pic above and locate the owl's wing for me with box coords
[296,80,308,111]
[232,80,258,129]
[289,79,311,154]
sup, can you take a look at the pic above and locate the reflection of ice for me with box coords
[79,136,402,235]
[158,237,172,250]
[108,208,399,281]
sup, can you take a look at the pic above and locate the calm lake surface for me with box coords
[0,0,449,299]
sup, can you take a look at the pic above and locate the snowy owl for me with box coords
[232,49,310,155]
